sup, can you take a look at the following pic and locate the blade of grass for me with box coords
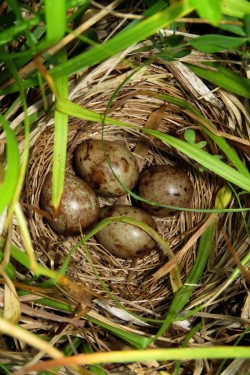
[215,325,250,374]
[0,251,16,280]
[0,115,20,214]
[149,216,217,345]
[2,52,31,226]
[179,243,250,322]
[174,322,202,374]
[52,49,68,210]
[186,62,250,99]
[143,128,250,192]
[10,346,250,374]
[45,0,66,42]
[86,313,151,349]
[83,342,108,375]
[155,92,250,177]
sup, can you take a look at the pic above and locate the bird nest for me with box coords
[16,46,249,347]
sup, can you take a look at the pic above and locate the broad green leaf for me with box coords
[243,14,250,37]
[189,35,248,53]
[222,0,250,18]
[45,0,66,42]
[166,34,185,47]
[189,0,222,24]
[0,116,20,214]
[50,1,194,79]
[186,62,250,99]
[216,15,246,36]
[160,48,191,61]
[184,129,196,143]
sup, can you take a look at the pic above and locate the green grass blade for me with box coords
[52,49,69,210]
[45,0,66,42]
[0,115,20,213]
[143,128,250,192]
[150,219,216,344]
[174,322,202,374]
[86,314,151,349]
[0,250,16,280]
[156,93,250,176]
[186,62,250,98]
[21,346,250,368]
[50,1,194,78]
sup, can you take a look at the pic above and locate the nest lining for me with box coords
[17,51,249,325]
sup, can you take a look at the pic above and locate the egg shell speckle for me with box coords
[95,205,157,259]
[40,172,100,235]
[74,140,139,197]
[138,165,194,217]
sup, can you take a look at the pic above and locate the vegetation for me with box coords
[0,0,250,374]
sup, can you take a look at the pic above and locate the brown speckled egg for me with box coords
[95,205,157,259]
[138,165,194,217]
[74,140,139,197]
[40,172,100,235]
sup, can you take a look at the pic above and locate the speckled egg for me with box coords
[138,165,194,217]
[95,205,157,259]
[40,172,100,235]
[74,140,139,197]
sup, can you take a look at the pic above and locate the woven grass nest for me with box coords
[18,45,249,349]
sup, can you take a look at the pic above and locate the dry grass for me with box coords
[11,46,248,342]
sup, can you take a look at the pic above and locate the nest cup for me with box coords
[22,48,249,322]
